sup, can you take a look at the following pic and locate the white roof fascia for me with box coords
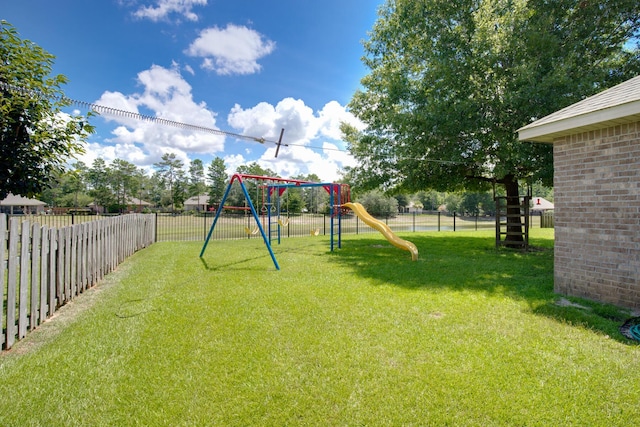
[518,100,640,143]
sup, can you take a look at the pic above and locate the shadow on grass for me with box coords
[199,254,276,271]
[332,233,637,344]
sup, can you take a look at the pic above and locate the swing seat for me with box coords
[278,218,289,227]
[244,226,259,235]
[310,228,320,236]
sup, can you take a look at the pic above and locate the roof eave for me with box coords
[518,100,640,143]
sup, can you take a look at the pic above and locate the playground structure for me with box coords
[199,174,419,269]
[342,202,419,261]
[199,174,350,270]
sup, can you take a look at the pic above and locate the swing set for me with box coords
[199,173,350,270]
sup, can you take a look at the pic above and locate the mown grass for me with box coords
[1,229,638,426]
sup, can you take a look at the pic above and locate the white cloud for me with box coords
[228,98,317,143]
[132,0,207,22]
[227,98,361,181]
[185,24,275,75]
[223,154,247,176]
[317,100,365,139]
[93,64,224,167]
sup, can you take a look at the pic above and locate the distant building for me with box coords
[0,194,47,214]
[184,195,210,212]
[530,197,554,213]
[88,197,152,214]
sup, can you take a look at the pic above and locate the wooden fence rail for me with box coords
[1,213,155,351]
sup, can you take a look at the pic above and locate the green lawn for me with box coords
[1,230,638,426]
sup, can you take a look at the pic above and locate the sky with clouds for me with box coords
[3,0,380,182]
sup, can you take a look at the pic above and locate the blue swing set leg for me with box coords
[200,176,280,270]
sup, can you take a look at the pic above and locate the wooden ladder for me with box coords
[495,196,530,250]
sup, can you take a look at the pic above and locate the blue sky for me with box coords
[4,0,380,182]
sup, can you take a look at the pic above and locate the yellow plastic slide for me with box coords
[342,202,418,261]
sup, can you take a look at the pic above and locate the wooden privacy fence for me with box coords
[1,213,155,351]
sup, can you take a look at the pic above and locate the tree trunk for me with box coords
[503,175,524,247]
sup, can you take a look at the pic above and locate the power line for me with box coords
[2,81,462,164]
[0,81,279,145]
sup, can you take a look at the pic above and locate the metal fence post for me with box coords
[203,211,207,240]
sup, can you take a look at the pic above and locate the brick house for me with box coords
[518,75,640,310]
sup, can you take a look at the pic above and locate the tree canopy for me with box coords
[0,20,93,199]
[344,0,640,195]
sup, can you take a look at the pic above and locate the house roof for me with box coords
[127,197,151,206]
[518,75,640,143]
[0,193,47,206]
[88,197,151,207]
[530,197,554,211]
[184,195,210,205]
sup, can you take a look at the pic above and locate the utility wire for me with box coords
[1,81,274,145]
[2,81,461,164]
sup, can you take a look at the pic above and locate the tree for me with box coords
[87,158,114,212]
[459,192,495,216]
[58,161,91,208]
[358,190,399,217]
[231,162,279,209]
[207,157,227,207]
[292,173,327,214]
[0,21,93,199]
[415,190,442,211]
[172,169,188,210]
[394,193,410,212]
[110,159,141,212]
[153,152,184,211]
[344,0,640,244]
[188,158,207,197]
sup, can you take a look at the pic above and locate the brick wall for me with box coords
[553,121,640,309]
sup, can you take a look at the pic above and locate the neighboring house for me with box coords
[0,193,47,214]
[125,197,152,213]
[518,75,640,310]
[89,197,152,214]
[184,195,210,212]
[530,197,554,214]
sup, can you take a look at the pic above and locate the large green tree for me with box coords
[0,21,93,199]
[154,152,184,211]
[87,158,114,211]
[345,0,640,242]
[207,157,228,207]
[188,158,207,197]
[110,159,141,212]
[230,162,279,209]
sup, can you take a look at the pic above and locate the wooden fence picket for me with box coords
[48,227,57,317]
[39,225,49,324]
[0,214,6,346]
[6,218,19,349]
[57,228,66,303]
[18,221,31,340]
[30,223,41,331]
[1,213,155,350]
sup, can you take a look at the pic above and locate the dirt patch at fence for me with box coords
[1,264,131,358]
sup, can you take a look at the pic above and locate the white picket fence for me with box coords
[1,213,155,350]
